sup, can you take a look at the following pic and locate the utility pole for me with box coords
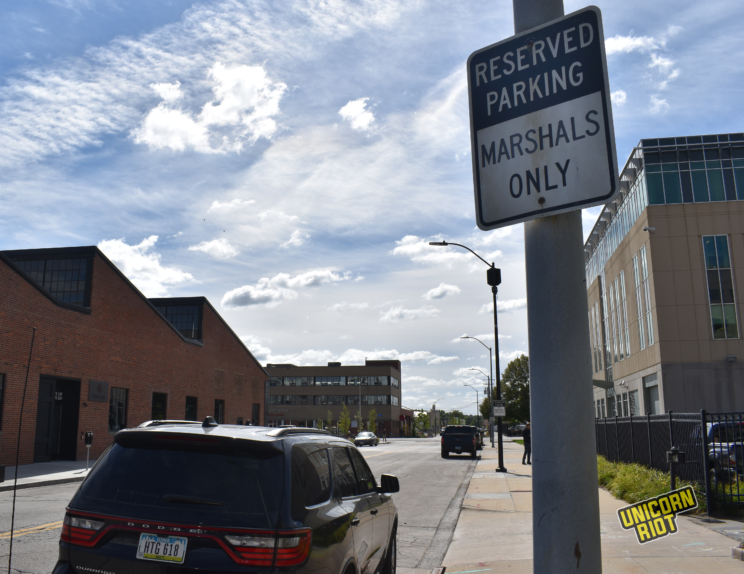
[513,1,603,572]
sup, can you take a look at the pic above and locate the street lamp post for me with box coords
[467,367,490,439]
[464,339,494,446]
[431,397,444,436]
[431,241,506,473]
[463,384,479,429]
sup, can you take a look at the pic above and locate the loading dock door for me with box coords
[34,377,81,462]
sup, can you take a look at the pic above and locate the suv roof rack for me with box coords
[137,420,199,428]
[266,428,331,437]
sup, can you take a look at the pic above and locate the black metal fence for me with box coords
[595,410,744,512]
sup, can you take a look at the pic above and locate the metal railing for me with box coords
[595,410,744,512]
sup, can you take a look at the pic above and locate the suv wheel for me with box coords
[470,450,477,459]
[441,450,449,458]
[382,529,396,574]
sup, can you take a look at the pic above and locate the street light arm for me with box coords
[460,335,492,354]
[428,241,493,268]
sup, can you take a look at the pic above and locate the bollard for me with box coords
[83,431,94,471]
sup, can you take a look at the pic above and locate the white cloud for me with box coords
[188,237,239,259]
[605,34,660,55]
[649,53,674,71]
[650,95,669,114]
[379,305,440,323]
[240,335,272,360]
[222,268,350,308]
[208,199,255,212]
[150,81,182,103]
[133,63,286,153]
[611,90,627,106]
[451,333,511,343]
[500,350,526,362]
[392,236,470,266]
[478,298,527,314]
[98,236,194,297]
[398,351,458,364]
[423,282,461,300]
[280,230,310,248]
[328,302,369,312]
[339,97,375,132]
[258,210,299,222]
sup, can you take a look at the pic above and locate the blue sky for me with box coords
[2,0,743,413]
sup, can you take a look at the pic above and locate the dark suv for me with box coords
[53,420,399,574]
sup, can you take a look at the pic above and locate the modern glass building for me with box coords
[584,133,744,416]
[265,360,402,437]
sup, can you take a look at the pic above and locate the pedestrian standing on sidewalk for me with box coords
[522,423,531,465]
[382,429,387,443]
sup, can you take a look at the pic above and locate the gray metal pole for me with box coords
[523,211,603,570]
[488,346,494,447]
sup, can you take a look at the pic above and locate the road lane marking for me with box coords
[0,520,63,539]
[362,447,420,459]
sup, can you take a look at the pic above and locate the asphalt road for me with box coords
[0,437,475,574]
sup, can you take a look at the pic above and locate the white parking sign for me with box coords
[467,6,618,230]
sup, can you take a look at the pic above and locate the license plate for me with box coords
[455,446,462,450]
[136,533,188,564]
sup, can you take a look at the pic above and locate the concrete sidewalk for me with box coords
[442,440,743,573]
[0,460,96,492]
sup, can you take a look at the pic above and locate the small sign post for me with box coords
[493,400,506,418]
[467,6,618,230]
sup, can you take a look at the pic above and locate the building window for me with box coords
[594,301,602,372]
[599,272,612,382]
[640,245,654,345]
[185,396,198,421]
[108,387,128,432]
[370,376,389,386]
[285,377,313,386]
[589,308,597,373]
[632,255,646,350]
[269,377,282,386]
[629,390,639,415]
[703,235,739,339]
[316,377,346,386]
[600,398,606,418]
[154,304,202,339]
[391,396,399,406]
[347,395,359,405]
[214,399,225,424]
[391,377,400,388]
[609,280,618,364]
[314,395,328,405]
[643,374,660,415]
[607,395,616,417]
[620,272,630,358]
[347,376,366,386]
[0,374,5,430]
[152,392,167,421]
[14,257,90,306]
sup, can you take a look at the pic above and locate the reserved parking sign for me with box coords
[467,6,619,230]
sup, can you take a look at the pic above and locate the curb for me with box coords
[0,476,86,493]
[733,546,744,561]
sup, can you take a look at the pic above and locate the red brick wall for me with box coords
[0,254,266,466]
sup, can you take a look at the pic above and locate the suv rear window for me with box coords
[291,445,331,521]
[72,437,284,528]
[442,427,475,434]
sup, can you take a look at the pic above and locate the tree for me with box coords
[368,409,377,434]
[416,412,430,436]
[327,410,333,433]
[339,404,351,436]
[502,354,530,424]
[480,397,491,422]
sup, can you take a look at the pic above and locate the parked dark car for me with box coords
[354,432,379,447]
[441,425,481,458]
[704,421,744,487]
[53,420,399,574]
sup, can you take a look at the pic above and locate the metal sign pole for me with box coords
[513,1,603,572]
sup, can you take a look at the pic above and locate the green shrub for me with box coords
[597,456,706,513]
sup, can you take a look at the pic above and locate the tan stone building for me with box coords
[585,132,744,417]
[264,360,402,436]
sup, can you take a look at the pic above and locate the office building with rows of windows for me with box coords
[0,246,267,466]
[585,132,744,417]
[265,360,402,437]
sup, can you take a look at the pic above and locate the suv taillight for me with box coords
[61,514,105,547]
[472,436,476,445]
[441,436,444,444]
[227,529,312,567]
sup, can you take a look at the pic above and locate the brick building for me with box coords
[0,246,267,466]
